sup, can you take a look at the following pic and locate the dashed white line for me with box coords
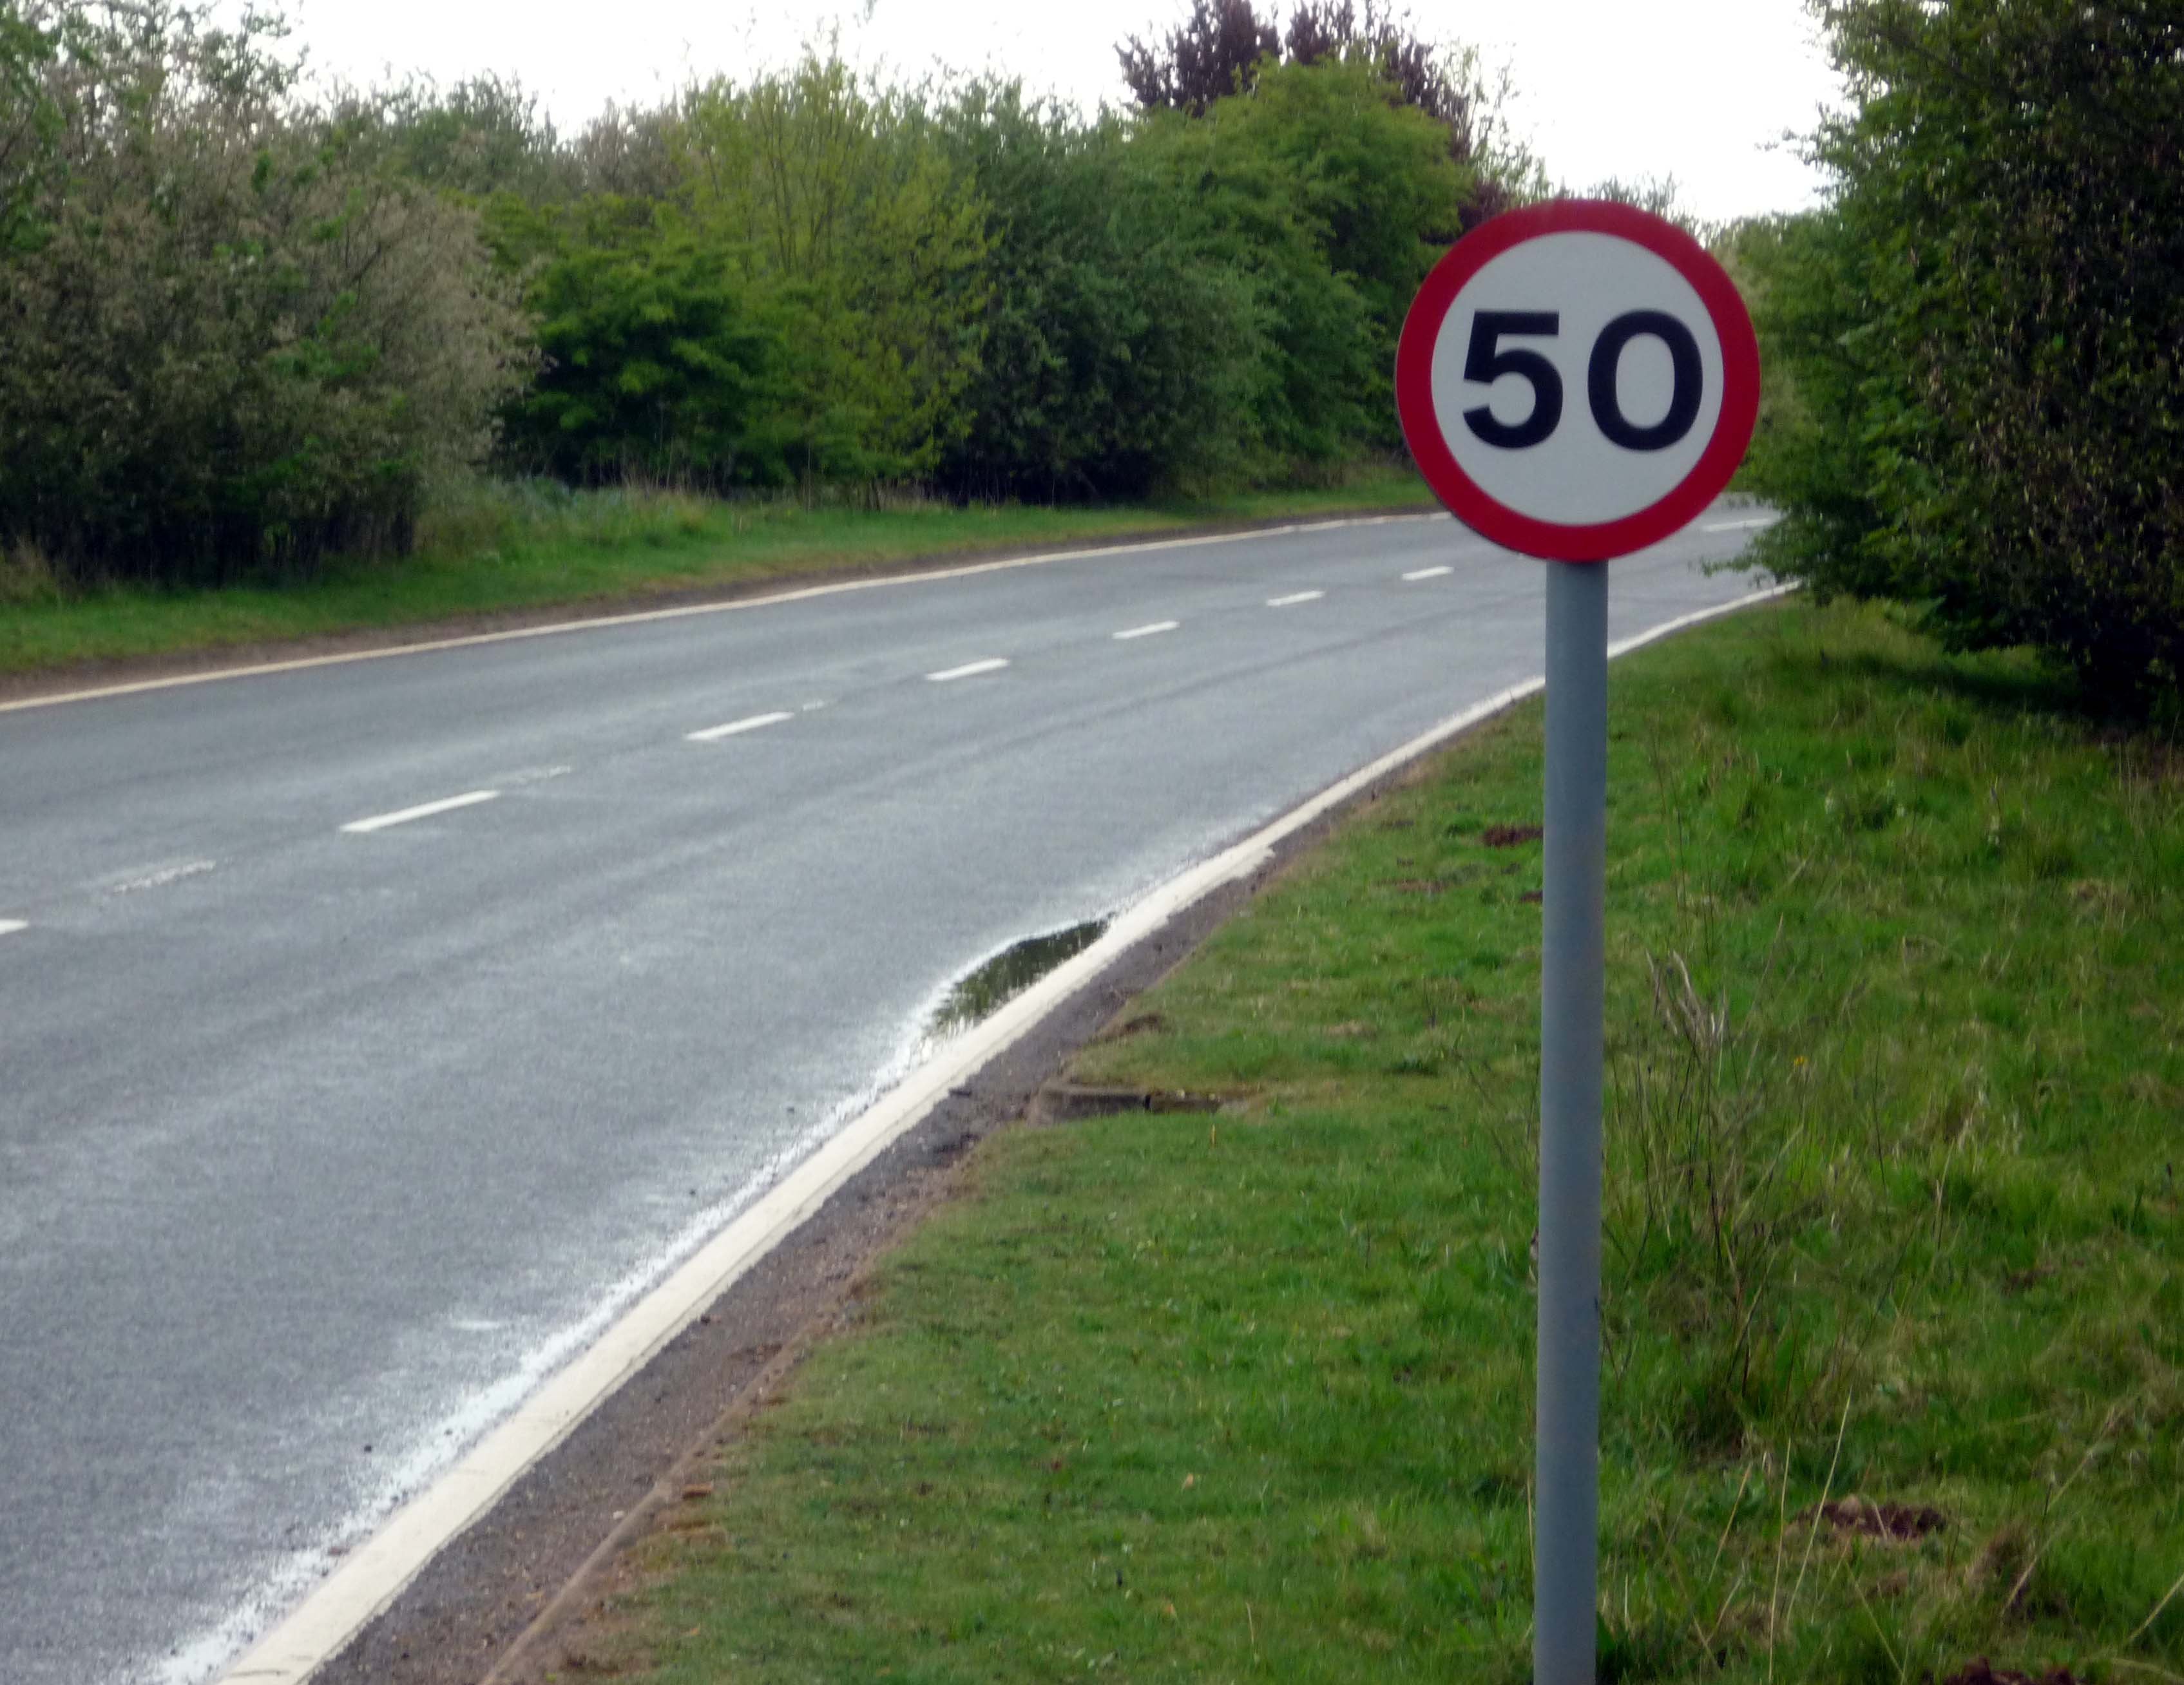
[110,859,216,895]
[0,919,26,938]
[926,658,1010,683]
[1113,620,1180,641]
[340,790,501,835]
[1703,516,1779,533]
[1402,566,1453,581]
[1267,590,1325,607]
[686,711,794,743]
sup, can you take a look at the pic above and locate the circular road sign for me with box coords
[1396,199,1760,563]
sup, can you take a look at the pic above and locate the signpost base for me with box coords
[1537,559,1608,1685]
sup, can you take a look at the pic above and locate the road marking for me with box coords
[212,578,1795,1685]
[685,711,793,743]
[340,790,501,835]
[926,658,1010,683]
[1403,566,1453,581]
[502,764,573,788]
[0,919,25,938]
[1703,516,1779,533]
[1267,590,1324,607]
[1113,620,1179,641]
[110,859,216,895]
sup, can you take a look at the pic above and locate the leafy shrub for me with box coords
[0,2,530,586]
[493,198,791,489]
[932,85,1261,500]
[1741,0,2184,715]
[676,54,990,487]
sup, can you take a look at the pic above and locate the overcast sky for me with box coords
[283,0,1843,224]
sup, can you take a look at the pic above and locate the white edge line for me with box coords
[926,658,1009,683]
[339,790,501,835]
[1113,621,1180,642]
[3,514,1447,717]
[0,919,26,937]
[685,711,794,744]
[1267,590,1325,607]
[215,579,1794,1685]
[1403,566,1453,581]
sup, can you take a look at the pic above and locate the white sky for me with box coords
[283,0,1842,225]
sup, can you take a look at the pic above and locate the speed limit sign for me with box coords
[1397,201,1762,1685]
[1396,199,1760,561]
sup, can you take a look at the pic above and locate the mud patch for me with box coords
[1940,1660,2080,1685]
[1093,1011,1169,1044]
[1480,824,1543,848]
[1035,1083,1226,1123]
[1805,1495,1947,1542]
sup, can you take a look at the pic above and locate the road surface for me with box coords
[0,506,1776,1682]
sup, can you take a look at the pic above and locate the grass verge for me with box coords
[0,467,1431,681]
[560,598,2183,1684]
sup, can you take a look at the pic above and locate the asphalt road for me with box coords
[0,506,1775,1684]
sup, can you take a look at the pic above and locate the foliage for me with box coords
[1742,0,2184,716]
[1119,0,1520,227]
[1118,0,1278,114]
[0,1,530,586]
[0,5,1511,582]
[932,86,1261,500]
[0,0,57,249]
[1129,57,1465,463]
[676,55,990,487]
[493,198,790,489]
[364,72,569,202]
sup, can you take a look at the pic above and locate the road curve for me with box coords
[0,507,1774,1684]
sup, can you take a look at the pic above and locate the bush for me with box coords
[932,85,1261,500]
[493,197,791,490]
[1742,0,2184,715]
[0,3,530,586]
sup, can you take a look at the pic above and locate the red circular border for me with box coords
[1394,200,1761,563]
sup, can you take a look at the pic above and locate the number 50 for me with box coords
[1462,310,1703,453]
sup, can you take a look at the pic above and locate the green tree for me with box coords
[0,1,57,250]
[677,53,989,486]
[496,198,790,488]
[1745,0,2183,713]
[0,1,530,584]
[931,84,1260,500]
[1129,55,1468,466]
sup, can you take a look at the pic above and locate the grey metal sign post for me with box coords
[1536,558,1608,1682]
[1394,200,1761,1683]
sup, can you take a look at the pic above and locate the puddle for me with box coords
[925,919,1110,1042]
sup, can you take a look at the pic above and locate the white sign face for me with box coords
[1430,233,1725,526]
[1395,201,1761,563]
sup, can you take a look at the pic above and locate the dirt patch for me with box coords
[1518,890,1542,904]
[1804,1495,1948,1542]
[1034,1083,1228,1123]
[1480,824,1543,848]
[1940,1660,2080,1685]
[1091,1010,1169,1043]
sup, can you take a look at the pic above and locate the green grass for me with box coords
[0,467,1432,680]
[575,598,2183,1684]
